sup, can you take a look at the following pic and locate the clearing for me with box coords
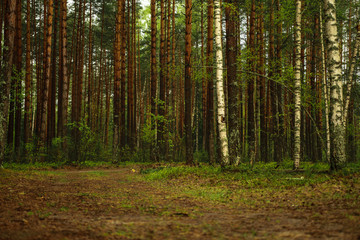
[0,164,359,239]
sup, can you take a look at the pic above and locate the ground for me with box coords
[0,164,359,239]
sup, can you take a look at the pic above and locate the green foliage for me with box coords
[194,151,209,163]
[67,120,112,164]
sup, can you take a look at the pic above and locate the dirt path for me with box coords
[0,166,359,239]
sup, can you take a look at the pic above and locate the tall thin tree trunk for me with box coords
[267,0,275,162]
[158,0,165,154]
[150,0,157,158]
[13,0,22,151]
[274,0,283,163]
[24,0,32,144]
[214,0,229,166]
[185,0,193,165]
[206,0,215,163]
[320,4,331,164]
[114,0,122,149]
[257,2,266,163]
[120,0,126,147]
[57,0,68,140]
[294,0,302,169]
[97,0,105,133]
[247,0,256,164]
[48,0,58,144]
[87,1,93,129]
[132,0,137,147]
[40,0,54,145]
[127,0,134,147]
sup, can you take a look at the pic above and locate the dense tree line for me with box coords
[0,0,359,170]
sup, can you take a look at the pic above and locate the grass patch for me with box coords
[2,161,67,171]
[142,165,221,180]
[141,161,360,189]
[81,171,108,177]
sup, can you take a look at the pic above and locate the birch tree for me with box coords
[214,0,229,166]
[293,0,302,169]
[320,4,331,163]
[324,0,346,169]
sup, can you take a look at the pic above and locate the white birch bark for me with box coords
[214,0,229,165]
[320,6,331,163]
[324,0,346,168]
[293,0,302,169]
[344,24,360,123]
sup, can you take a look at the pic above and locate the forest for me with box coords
[0,0,359,169]
[0,0,360,239]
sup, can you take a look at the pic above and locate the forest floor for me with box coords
[0,163,360,240]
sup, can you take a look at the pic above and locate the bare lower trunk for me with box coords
[324,0,346,169]
[293,0,302,169]
[0,0,16,164]
[214,0,229,166]
[320,5,331,164]
[185,0,193,165]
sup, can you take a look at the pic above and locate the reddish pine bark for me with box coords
[24,0,32,143]
[247,0,256,162]
[40,0,53,144]
[114,0,122,147]
[0,0,16,164]
[57,0,69,139]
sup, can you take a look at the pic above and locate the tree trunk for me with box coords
[57,0,69,140]
[247,0,256,163]
[132,0,137,148]
[324,0,346,169]
[158,0,166,154]
[185,0,193,165]
[294,0,302,169]
[206,0,215,163]
[257,2,266,163]
[87,1,93,130]
[344,24,360,124]
[150,0,157,158]
[120,0,126,147]
[14,0,22,151]
[114,0,122,148]
[48,0,58,144]
[214,0,229,166]
[0,0,16,164]
[127,0,134,148]
[40,0,54,145]
[319,4,331,164]
[226,0,239,164]
[24,0,32,144]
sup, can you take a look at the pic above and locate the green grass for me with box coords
[141,161,360,188]
[142,165,222,180]
[2,161,67,170]
[138,161,360,208]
